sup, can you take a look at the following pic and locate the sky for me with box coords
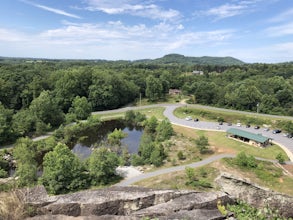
[0,0,293,63]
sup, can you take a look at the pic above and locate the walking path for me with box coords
[116,154,235,186]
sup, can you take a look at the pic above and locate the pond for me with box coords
[72,120,143,159]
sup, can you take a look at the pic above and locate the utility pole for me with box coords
[140,93,142,107]
[257,103,259,114]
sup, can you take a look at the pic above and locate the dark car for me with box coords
[254,126,260,129]
[246,124,251,128]
[219,121,223,125]
[194,118,199,122]
[272,129,282,134]
[227,122,232,126]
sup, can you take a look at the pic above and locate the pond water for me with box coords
[72,120,143,159]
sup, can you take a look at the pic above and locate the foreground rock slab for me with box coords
[23,186,233,219]
[216,172,293,218]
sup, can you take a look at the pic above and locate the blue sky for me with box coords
[0,0,293,63]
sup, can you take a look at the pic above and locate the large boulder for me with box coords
[23,186,232,219]
[216,172,293,218]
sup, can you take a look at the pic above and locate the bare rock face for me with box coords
[24,186,233,220]
[216,172,293,218]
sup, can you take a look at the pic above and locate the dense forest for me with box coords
[0,55,293,145]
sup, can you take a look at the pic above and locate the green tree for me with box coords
[13,138,37,187]
[235,152,257,168]
[144,116,158,135]
[150,144,166,167]
[156,119,173,142]
[29,90,64,128]
[88,147,119,185]
[12,109,35,137]
[107,128,127,146]
[68,96,92,120]
[145,75,163,102]
[138,133,155,164]
[40,143,88,194]
[0,104,14,144]
[276,153,285,164]
[195,135,209,154]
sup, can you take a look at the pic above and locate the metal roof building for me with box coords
[227,128,270,147]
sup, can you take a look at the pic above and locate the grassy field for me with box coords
[96,107,166,121]
[134,159,293,196]
[174,106,291,129]
[172,125,289,161]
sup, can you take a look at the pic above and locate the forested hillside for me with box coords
[0,58,292,144]
[138,54,245,65]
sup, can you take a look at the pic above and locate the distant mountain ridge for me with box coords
[135,54,245,65]
[0,54,245,65]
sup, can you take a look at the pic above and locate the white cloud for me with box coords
[205,4,248,19]
[0,21,234,60]
[83,0,180,21]
[200,0,265,20]
[265,22,293,37]
[0,28,28,42]
[21,0,81,19]
[269,8,293,23]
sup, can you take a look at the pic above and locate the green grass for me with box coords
[132,95,189,106]
[224,158,293,196]
[174,106,291,128]
[96,107,166,121]
[134,165,219,191]
[173,125,289,161]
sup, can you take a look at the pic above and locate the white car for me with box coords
[185,116,192,121]
[236,122,241,127]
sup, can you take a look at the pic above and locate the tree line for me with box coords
[0,61,292,145]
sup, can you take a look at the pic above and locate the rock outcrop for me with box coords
[216,172,293,218]
[21,173,293,219]
[23,186,233,220]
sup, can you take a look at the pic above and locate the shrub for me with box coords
[177,151,186,160]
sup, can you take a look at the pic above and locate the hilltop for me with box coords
[134,54,245,65]
[0,54,245,66]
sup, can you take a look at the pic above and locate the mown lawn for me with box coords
[172,125,289,161]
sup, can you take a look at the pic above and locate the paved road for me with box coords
[116,154,235,186]
[115,104,293,186]
[162,105,293,161]
[93,103,293,161]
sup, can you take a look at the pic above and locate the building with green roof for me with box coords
[227,128,271,147]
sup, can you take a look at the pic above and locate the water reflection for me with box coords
[72,120,143,159]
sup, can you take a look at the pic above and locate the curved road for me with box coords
[163,105,293,162]
[94,103,293,161]
[115,104,293,186]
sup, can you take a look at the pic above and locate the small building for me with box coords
[169,89,181,95]
[227,128,271,147]
[192,70,204,75]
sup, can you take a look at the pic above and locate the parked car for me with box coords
[246,124,251,128]
[219,121,223,125]
[194,118,199,122]
[264,128,270,131]
[272,129,282,134]
[185,116,192,121]
[254,126,260,129]
[227,122,232,126]
[236,122,241,127]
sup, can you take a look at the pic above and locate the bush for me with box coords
[177,151,186,160]
[235,152,257,168]
[0,168,8,178]
[276,153,285,164]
